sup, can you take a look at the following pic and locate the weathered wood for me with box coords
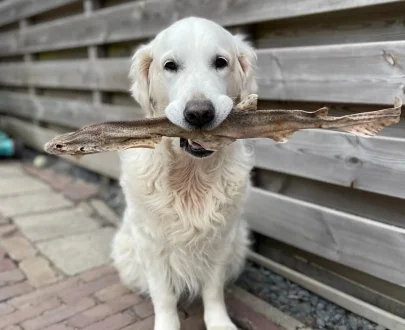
[255,2,405,48]
[256,40,405,105]
[1,40,404,105]
[0,0,402,56]
[0,91,143,128]
[256,169,405,229]
[244,188,405,287]
[0,59,129,91]
[0,115,121,178]
[248,252,405,330]
[252,128,405,199]
[0,0,78,27]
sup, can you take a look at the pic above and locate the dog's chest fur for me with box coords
[118,139,253,293]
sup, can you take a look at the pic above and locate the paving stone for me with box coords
[0,269,25,286]
[23,166,73,191]
[94,282,131,302]
[68,294,141,328]
[4,326,23,330]
[180,298,203,316]
[90,199,121,226]
[0,162,24,176]
[0,192,73,217]
[20,257,60,287]
[0,258,15,272]
[10,278,80,309]
[133,300,154,319]
[0,212,9,225]
[77,201,95,217]
[36,228,115,276]
[0,281,33,302]
[181,314,205,330]
[21,297,96,330]
[62,180,99,202]
[0,302,15,316]
[0,297,61,329]
[0,224,17,237]
[79,264,116,282]
[43,324,76,330]
[14,208,100,242]
[0,176,49,197]
[82,311,136,330]
[59,274,119,303]
[1,235,37,261]
[121,316,154,330]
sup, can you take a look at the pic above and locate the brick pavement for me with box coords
[0,161,281,330]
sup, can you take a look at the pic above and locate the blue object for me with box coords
[0,129,16,157]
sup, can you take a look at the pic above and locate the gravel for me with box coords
[19,147,387,330]
[237,261,385,330]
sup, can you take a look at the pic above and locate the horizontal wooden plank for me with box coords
[256,40,405,105]
[0,58,129,91]
[0,0,79,27]
[0,0,401,56]
[0,91,143,128]
[256,169,405,229]
[255,1,405,48]
[0,115,121,178]
[252,128,405,199]
[244,187,405,287]
[1,40,404,104]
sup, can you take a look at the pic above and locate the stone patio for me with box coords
[0,161,283,330]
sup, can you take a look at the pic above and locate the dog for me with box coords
[111,17,258,330]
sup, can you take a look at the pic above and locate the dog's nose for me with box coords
[184,100,215,128]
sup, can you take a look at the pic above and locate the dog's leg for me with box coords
[202,269,237,330]
[148,275,180,330]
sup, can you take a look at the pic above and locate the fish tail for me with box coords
[336,97,402,137]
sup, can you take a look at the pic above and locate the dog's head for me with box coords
[129,17,257,158]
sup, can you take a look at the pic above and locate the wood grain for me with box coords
[244,187,405,287]
[256,169,405,229]
[0,40,404,105]
[255,2,405,48]
[0,0,402,56]
[252,128,405,199]
[0,0,78,27]
[0,59,129,91]
[256,40,405,105]
[0,91,143,128]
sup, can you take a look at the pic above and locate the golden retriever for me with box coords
[111,17,257,330]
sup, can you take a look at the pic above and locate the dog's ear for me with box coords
[234,34,258,100]
[129,42,153,113]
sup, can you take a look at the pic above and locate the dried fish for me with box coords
[44,94,402,157]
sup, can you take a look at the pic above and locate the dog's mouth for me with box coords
[180,138,214,158]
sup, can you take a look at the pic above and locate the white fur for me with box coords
[111,17,258,330]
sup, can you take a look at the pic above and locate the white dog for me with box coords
[111,17,258,330]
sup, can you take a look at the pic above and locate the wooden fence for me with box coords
[0,0,404,313]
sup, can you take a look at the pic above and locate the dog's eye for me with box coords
[214,56,228,70]
[164,60,178,72]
